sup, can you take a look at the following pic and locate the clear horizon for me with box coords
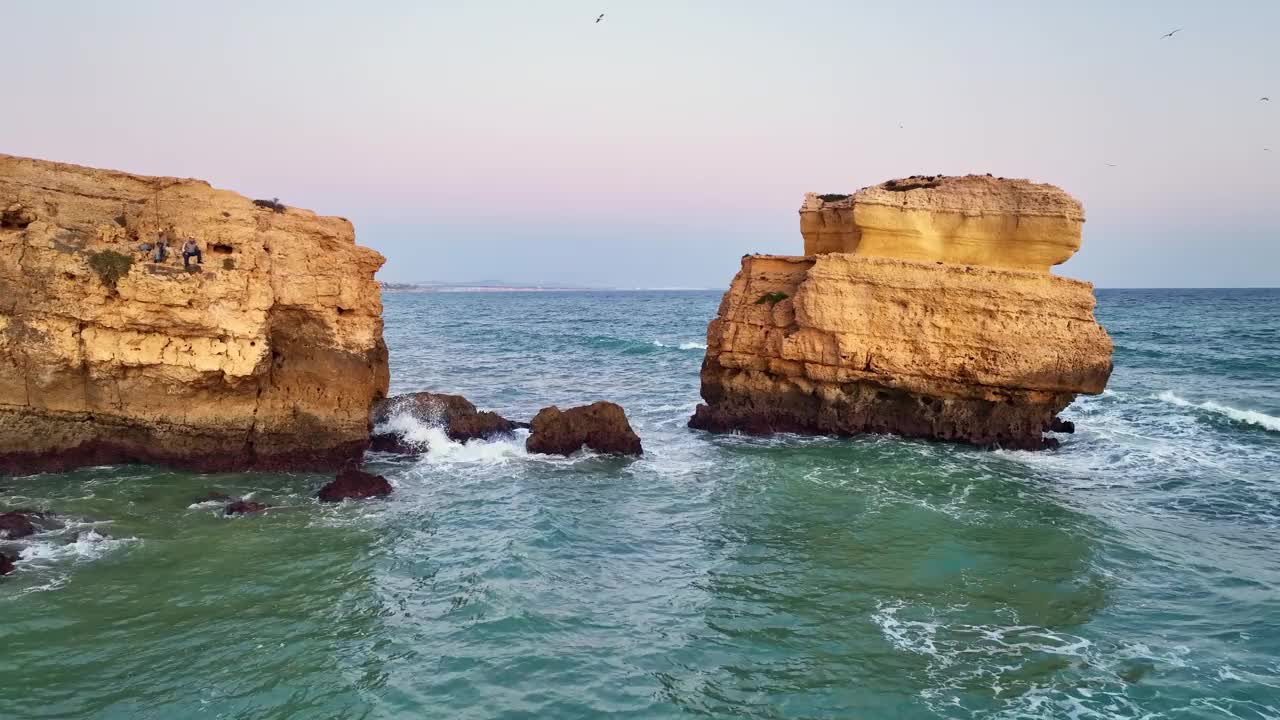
[3,1,1276,288]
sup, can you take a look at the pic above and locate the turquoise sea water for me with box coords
[2,288,1278,719]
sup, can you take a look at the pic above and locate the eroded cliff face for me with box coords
[0,154,389,473]
[692,176,1112,449]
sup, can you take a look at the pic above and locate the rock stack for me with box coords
[690,175,1113,449]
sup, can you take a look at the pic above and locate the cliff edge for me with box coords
[691,175,1112,449]
[0,154,389,473]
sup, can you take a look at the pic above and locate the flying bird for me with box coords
[595,13,604,23]
[1160,28,1182,39]
[1106,163,1118,167]
[1261,97,1271,102]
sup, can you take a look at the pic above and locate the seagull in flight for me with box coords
[1160,28,1182,39]
[595,13,604,23]
[1261,97,1271,102]
[1105,163,1118,167]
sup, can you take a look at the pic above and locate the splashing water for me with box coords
[3,288,1279,719]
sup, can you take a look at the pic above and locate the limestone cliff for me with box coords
[691,176,1112,449]
[0,154,389,473]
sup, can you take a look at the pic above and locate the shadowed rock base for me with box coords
[0,408,369,474]
[1,552,14,576]
[689,361,1071,450]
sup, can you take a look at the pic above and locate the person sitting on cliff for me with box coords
[151,234,168,263]
[181,238,202,268]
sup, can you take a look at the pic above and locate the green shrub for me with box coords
[222,258,236,270]
[86,250,133,290]
[817,193,849,202]
[755,291,789,306]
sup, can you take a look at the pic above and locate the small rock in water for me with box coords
[0,511,39,539]
[224,500,270,516]
[526,401,642,456]
[317,468,392,502]
[0,551,15,576]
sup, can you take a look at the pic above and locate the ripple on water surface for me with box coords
[3,289,1280,719]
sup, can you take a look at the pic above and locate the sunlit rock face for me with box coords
[799,175,1085,272]
[0,154,389,473]
[692,177,1112,449]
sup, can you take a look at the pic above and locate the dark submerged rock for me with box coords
[196,491,233,503]
[370,392,519,454]
[317,468,392,502]
[0,511,38,539]
[1049,416,1076,434]
[525,402,642,456]
[225,500,269,515]
[1,551,14,576]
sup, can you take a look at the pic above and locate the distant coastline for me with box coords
[380,282,716,293]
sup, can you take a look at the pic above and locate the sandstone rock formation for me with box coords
[317,468,392,502]
[526,402,643,456]
[0,154,389,474]
[800,175,1084,272]
[370,392,520,453]
[691,176,1112,450]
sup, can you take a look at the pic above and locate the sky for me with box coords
[2,1,1277,288]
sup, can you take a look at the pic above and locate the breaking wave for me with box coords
[373,408,530,466]
[652,340,707,350]
[1157,391,1280,432]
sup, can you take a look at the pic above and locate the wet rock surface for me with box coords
[225,500,270,515]
[526,402,642,456]
[0,551,14,576]
[317,468,392,502]
[0,511,42,539]
[370,392,520,453]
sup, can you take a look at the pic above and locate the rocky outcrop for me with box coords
[0,551,14,576]
[369,392,519,453]
[0,154,389,474]
[526,402,642,456]
[692,176,1112,450]
[317,468,392,502]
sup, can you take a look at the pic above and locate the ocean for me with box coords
[2,288,1278,719]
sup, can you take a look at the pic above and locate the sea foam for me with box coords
[373,410,530,466]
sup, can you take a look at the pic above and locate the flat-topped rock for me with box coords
[800,175,1084,272]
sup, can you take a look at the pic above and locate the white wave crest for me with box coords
[374,410,529,465]
[17,529,138,565]
[652,340,707,350]
[1157,391,1280,432]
